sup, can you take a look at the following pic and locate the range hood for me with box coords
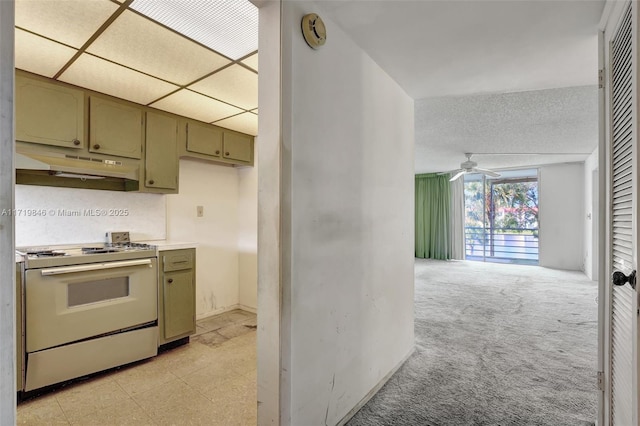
[16,148,139,191]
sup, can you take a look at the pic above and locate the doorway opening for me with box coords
[464,169,539,265]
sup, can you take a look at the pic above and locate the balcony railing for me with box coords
[465,226,539,265]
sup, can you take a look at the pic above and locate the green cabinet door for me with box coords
[145,111,178,190]
[222,131,253,164]
[15,74,84,149]
[16,264,22,392]
[163,269,195,341]
[90,96,143,159]
[186,121,222,157]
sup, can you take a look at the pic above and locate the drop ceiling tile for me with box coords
[189,64,257,110]
[130,0,258,60]
[59,54,179,105]
[214,112,257,136]
[15,0,119,49]
[87,10,230,86]
[15,29,77,78]
[150,89,244,123]
[241,52,258,72]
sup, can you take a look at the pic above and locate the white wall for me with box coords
[539,163,584,271]
[583,148,598,280]
[258,2,416,424]
[166,159,241,319]
[15,186,166,246]
[237,145,258,312]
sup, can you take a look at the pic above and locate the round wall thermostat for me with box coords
[301,13,326,49]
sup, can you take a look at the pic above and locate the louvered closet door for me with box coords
[608,2,639,424]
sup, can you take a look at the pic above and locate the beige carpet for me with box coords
[348,259,598,426]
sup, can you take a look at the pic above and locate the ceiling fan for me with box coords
[444,153,501,182]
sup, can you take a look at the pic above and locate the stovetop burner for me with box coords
[26,250,68,258]
[81,247,122,254]
[18,235,157,269]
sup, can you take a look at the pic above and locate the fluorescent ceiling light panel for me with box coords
[150,89,244,123]
[15,0,118,48]
[59,54,179,105]
[88,11,230,86]
[189,64,257,110]
[15,29,77,78]
[241,52,258,72]
[214,112,258,136]
[130,0,258,60]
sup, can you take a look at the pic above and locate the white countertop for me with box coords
[16,253,24,263]
[137,240,198,251]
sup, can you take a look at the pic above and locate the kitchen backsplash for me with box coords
[15,185,166,246]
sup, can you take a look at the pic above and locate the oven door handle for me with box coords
[40,259,153,276]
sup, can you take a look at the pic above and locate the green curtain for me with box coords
[415,173,451,260]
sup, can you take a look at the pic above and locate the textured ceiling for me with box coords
[414,86,599,173]
[318,1,605,99]
[318,0,604,173]
[14,0,258,136]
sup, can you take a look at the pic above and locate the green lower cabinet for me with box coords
[16,263,23,392]
[159,249,196,345]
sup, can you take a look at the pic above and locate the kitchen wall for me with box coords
[259,2,416,424]
[237,143,258,312]
[538,162,585,271]
[15,185,165,246]
[166,158,242,319]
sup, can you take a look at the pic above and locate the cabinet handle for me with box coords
[168,278,174,284]
[93,144,100,150]
[225,152,230,156]
[72,139,81,146]
[148,180,155,185]
[215,150,220,155]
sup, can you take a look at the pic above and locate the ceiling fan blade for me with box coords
[449,170,466,181]
[474,168,501,178]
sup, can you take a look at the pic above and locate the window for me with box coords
[464,169,539,265]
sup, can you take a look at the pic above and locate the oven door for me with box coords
[25,258,157,353]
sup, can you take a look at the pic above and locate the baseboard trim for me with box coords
[336,345,416,426]
[196,304,258,320]
[238,304,257,314]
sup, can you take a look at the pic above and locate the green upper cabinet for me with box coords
[223,132,253,164]
[145,111,178,192]
[89,96,143,159]
[15,74,84,149]
[181,119,254,166]
[186,121,223,157]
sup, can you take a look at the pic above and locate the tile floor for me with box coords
[17,309,257,426]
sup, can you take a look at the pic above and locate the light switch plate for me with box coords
[196,206,204,217]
